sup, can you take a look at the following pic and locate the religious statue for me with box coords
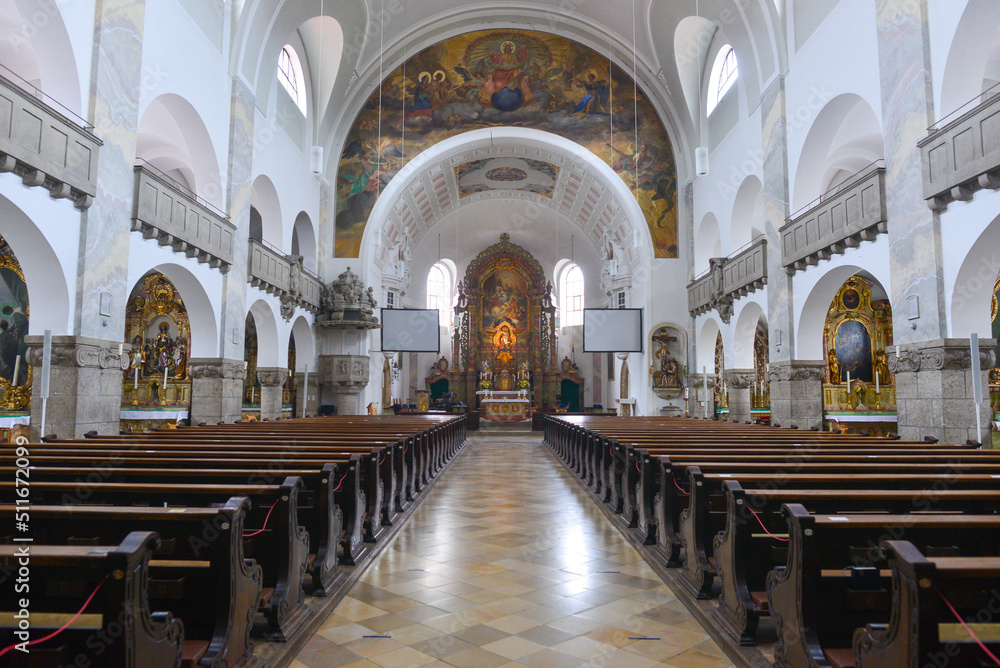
[154,322,174,373]
[872,348,889,385]
[479,359,493,389]
[173,336,188,379]
[828,348,841,384]
[142,337,156,376]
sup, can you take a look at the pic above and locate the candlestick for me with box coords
[12,355,20,387]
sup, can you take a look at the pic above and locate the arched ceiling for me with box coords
[232,1,785,181]
[366,129,649,276]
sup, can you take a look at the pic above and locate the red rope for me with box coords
[0,576,107,657]
[332,468,350,492]
[672,475,690,496]
[243,498,280,538]
[378,453,385,466]
[936,587,1000,665]
[748,507,788,542]
[636,458,641,473]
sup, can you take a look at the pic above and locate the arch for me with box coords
[695,212,721,269]
[696,317,721,370]
[673,15,719,129]
[558,263,585,328]
[291,211,317,271]
[136,94,224,208]
[0,0,82,116]
[707,44,738,116]
[250,175,283,248]
[248,299,280,368]
[277,45,307,114]
[939,0,1000,117]
[0,194,71,335]
[359,128,656,278]
[797,266,890,360]
[950,212,1000,338]
[730,175,764,251]
[289,315,315,371]
[128,263,218,359]
[731,301,765,368]
[792,94,884,212]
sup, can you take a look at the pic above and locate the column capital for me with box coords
[188,358,247,380]
[24,335,128,371]
[256,367,288,387]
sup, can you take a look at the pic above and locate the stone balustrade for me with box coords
[722,237,767,299]
[132,165,235,271]
[919,91,1000,211]
[248,239,291,295]
[780,164,887,274]
[300,271,322,312]
[687,270,715,317]
[0,74,101,209]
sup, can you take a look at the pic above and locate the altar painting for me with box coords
[481,268,529,335]
[835,320,872,383]
[0,236,30,411]
[335,28,678,258]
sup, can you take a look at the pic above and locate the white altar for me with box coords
[476,390,532,423]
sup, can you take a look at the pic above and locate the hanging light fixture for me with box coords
[310,0,325,176]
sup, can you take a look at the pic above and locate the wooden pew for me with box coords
[853,541,1000,668]
[655,457,1000,571]
[15,443,383,564]
[0,531,183,668]
[677,466,1000,600]
[0,477,312,642]
[767,507,1000,666]
[0,498,263,668]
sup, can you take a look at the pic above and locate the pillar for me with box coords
[256,367,287,421]
[293,371,319,418]
[691,373,718,420]
[768,361,825,430]
[25,336,127,440]
[889,339,995,444]
[188,358,245,425]
[723,369,755,423]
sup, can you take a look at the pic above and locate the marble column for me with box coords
[723,368,755,423]
[889,339,995,444]
[24,336,128,440]
[218,78,255,362]
[760,76,794,364]
[75,0,146,340]
[293,371,319,418]
[876,0,947,345]
[188,358,245,425]
[256,367,287,421]
[768,361,825,430]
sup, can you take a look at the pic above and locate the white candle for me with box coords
[12,355,20,386]
[163,365,168,388]
[251,385,255,403]
[875,370,880,393]
[846,371,851,393]
[118,343,123,357]
[134,365,139,392]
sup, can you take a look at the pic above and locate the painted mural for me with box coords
[336,29,678,258]
[0,238,28,389]
[481,268,529,336]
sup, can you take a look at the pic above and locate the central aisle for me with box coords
[291,434,734,668]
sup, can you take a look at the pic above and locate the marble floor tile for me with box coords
[292,434,732,667]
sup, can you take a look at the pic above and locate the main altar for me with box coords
[444,234,581,418]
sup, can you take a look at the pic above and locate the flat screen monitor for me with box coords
[381,309,440,353]
[582,308,643,353]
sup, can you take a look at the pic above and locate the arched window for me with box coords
[427,263,451,326]
[277,46,307,115]
[707,45,738,115]
[561,264,584,327]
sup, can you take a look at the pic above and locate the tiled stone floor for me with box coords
[290,433,734,668]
